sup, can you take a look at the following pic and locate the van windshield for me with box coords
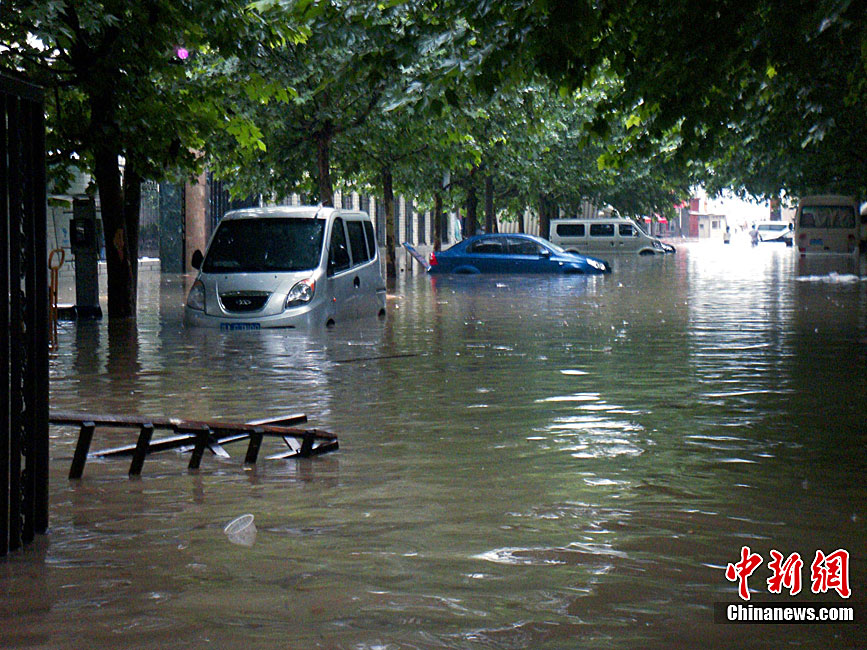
[798,205,856,229]
[203,218,326,273]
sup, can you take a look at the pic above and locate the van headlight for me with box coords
[186,280,206,311]
[285,279,315,309]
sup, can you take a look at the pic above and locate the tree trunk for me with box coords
[484,175,494,234]
[382,167,396,288]
[122,165,142,297]
[93,145,136,319]
[315,124,334,207]
[466,185,478,237]
[433,192,443,251]
[538,193,552,241]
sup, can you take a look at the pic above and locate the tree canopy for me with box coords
[2,0,252,316]
[3,0,864,314]
[479,0,867,199]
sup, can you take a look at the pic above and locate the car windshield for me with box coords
[203,218,326,273]
[633,221,651,236]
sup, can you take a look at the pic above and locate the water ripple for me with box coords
[473,543,625,567]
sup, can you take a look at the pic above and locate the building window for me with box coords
[405,199,414,243]
[417,206,426,244]
[375,200,386,246]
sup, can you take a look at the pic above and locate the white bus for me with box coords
[794,195,860,255]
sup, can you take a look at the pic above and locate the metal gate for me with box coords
[207,173,260,230]
[1,73,50,556]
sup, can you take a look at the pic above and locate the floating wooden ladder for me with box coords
[49,411,338,479]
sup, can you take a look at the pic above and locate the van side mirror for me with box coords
[191,249,203,270]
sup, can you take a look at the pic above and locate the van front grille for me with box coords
[220,292,270,313]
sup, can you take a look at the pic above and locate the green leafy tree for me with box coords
[461,0,867,199]
[212,1,429,207]
[2,0,254,318]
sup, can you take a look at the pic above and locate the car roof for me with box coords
[552,217,633,223]
[466,233,546,243]
[222,205,374,221]
[222,206,331,221]
[797,195,857,206]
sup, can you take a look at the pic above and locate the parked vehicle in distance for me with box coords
[549,216,675,255]
[794,195,860,255]
[427,233,611,274]
[755,221,794,246]
[184,206,386,329]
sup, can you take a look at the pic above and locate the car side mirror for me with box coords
[539,248,552,257]
[191,249,203,270]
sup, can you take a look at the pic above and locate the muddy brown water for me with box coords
[3,241,865,648]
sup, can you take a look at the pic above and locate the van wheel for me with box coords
[378,308,386,319]
[639,249,655,256]
[326,318,336,328]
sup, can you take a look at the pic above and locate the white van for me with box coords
[184,206,386,329]
[794,195,860,255]
[549,217,675,255]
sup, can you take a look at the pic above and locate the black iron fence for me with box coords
[1,73,50,556]
[207,173,259,231]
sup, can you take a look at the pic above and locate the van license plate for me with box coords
[220,322,261,331]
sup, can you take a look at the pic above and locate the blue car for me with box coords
[427,233,611,274]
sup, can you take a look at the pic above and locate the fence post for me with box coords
[2,73,49,555]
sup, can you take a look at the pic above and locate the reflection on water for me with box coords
[3,242,865,648]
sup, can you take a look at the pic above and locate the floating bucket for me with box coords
[224,514,256,546]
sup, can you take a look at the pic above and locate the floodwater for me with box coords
[4,240,866,649]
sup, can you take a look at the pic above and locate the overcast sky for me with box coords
[698,189,774,224]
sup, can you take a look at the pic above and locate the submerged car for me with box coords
[550,216,676,255]
[184,206,386,329]
[756,221,794,246]
[427,233,611,274]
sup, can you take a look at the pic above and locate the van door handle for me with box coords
[353,276,360,288]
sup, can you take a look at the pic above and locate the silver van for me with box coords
[549,217,675,255]
[184,206,386,329]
